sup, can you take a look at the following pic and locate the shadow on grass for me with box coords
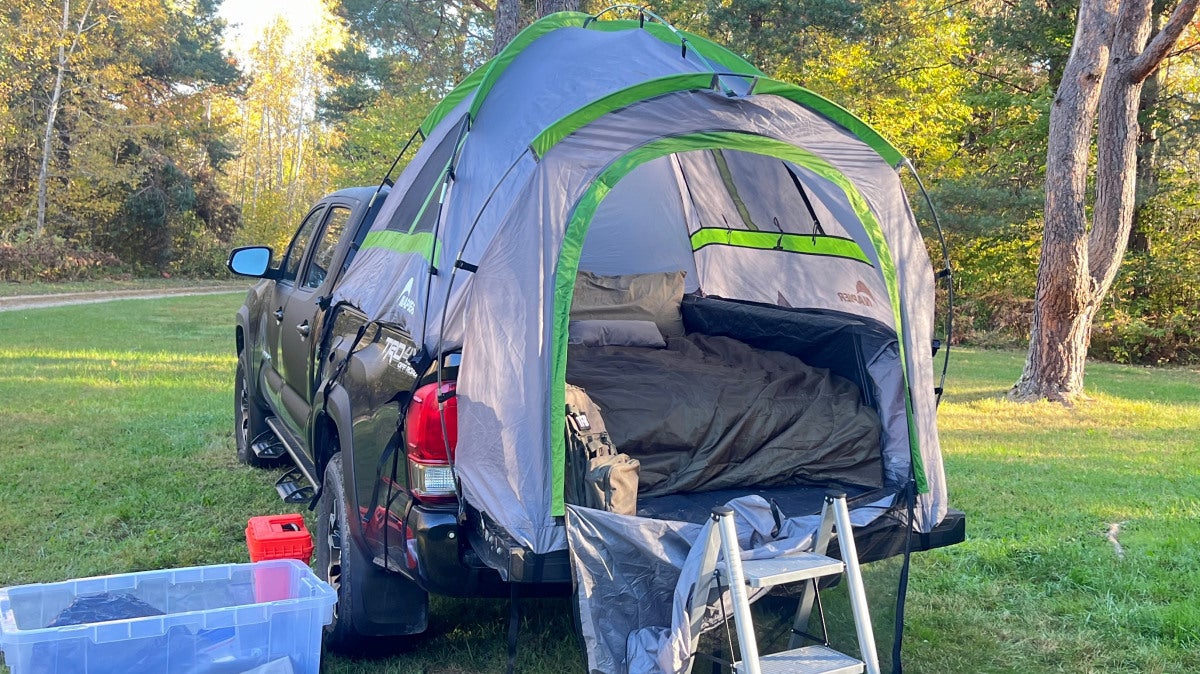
[322,596,585,674]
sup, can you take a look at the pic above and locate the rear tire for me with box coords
[316,453,428,653]
[235,358,280,468]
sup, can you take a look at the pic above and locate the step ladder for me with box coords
[705,490,880,674]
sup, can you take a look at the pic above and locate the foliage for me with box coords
[0,235,124,282]
[319,0,492,121]
[1093,181,1200,364]
[0,0,243,272]
[923,0,1074,235]
[223,15,342,252]
[328,93,432,186]
[948,222,1041,348]
[316,0,493,192]
[949,188,1200,365]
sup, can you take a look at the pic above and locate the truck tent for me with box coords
[332,10,953,673]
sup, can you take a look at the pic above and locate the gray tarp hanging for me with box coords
[567,495,897,674]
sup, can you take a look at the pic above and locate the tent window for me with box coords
[383,115,468,234]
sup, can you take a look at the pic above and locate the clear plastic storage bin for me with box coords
[0,559,336,674]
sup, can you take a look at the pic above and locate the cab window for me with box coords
[303,206,352,289]
[280,206,327,284]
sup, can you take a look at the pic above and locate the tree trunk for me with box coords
[34,0,93,238]
[1129,38,1165,256]
[1010,0,1115,403]
[1011,0,1199,403]
[35,0,72,238]
[493,0,521,54]
[536,0,580,14]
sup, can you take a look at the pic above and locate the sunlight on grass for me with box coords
[907,348,1200,673]
[0,295,1196,673]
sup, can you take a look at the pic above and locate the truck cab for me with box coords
[230,187,385,480]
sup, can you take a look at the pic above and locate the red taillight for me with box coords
[406,381,458,503]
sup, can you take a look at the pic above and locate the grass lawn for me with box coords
[0,292,1196,673]
[0,277,245,298]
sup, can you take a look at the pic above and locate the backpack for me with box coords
[564,385,640,516]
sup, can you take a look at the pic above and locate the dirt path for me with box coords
[0,286,244,312]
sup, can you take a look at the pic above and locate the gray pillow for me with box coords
[571,270,686,339]
[568,320,667,348]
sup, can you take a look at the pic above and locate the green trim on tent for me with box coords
[690,228,873,265]
[423,12,765,139]
[419,66,488,137]
[360,230,440,264]
[529,77,904,169]
[549,131,921,516]
[530,73,717,157]
[751,79,905,168]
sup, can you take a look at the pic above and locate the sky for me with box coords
[217,0,329,59]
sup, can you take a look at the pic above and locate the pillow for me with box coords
[568,319,667,348]
[571,270,686,339]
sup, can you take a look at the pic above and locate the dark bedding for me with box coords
[566,333,883,497]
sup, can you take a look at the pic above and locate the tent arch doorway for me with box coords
[541,130,920,516]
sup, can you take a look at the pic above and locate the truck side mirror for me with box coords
[227,246,276,278]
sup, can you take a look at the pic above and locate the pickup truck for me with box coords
[228,186,517,652]
[228,186,967,654]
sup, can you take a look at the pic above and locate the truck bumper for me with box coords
[397,503,521,598]
[393,504,965,597]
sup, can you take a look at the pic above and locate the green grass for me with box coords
[904,351,1200,673]
[0,277,245,298]
[0,295,1197,672]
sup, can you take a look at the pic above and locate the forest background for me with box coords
[1,0,1197,366]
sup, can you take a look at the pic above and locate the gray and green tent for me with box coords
[334,10,953,672]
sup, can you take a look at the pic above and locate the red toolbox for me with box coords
[246,514,314,563]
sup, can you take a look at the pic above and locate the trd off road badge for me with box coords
[397,277,417,315]
[837,281,875,307]
[383,337,419,377]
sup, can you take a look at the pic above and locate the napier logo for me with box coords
[837,281,875,307]
[397,277,417,315]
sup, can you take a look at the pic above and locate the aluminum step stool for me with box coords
[709,490,880,674]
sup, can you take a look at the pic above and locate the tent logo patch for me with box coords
[837,281,875,307]
[397,277,417,315]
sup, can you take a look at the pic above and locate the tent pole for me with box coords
[371,128,423,207]
[903,158,953,405]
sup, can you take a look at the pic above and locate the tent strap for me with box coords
[507,582,521,674]
[891,480,918,673]
[783,162,826,237]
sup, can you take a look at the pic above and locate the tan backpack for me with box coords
[564,384,640,516]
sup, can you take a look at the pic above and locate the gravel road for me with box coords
[0,286,245,312]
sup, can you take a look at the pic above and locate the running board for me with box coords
[264,416,319,486]
[250,430,287,460]
[275,467,315,504]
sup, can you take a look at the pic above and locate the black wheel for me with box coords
[316,454,363,652]
[316,454,429,653]
[235,358,280,468]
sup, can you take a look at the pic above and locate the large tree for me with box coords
[1011,0,1198,401]
[493,0,580,54]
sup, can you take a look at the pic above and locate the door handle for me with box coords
[273,307,284,321]
[296,321,310,338]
